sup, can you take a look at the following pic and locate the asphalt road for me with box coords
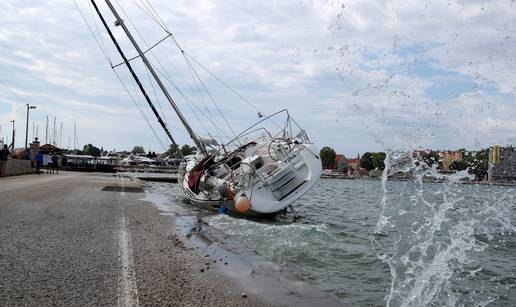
[0,172,268,306]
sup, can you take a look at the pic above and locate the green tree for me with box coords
[450,160,468,171]
[319,146,336,169]
[132,145,145,154]
[164,143,181,157]
[360,152,374,171]
[83,144,101,157]
[464,149,489,181]
[423,150,440,168]
[372,152,386,170]
[180,144,197,156]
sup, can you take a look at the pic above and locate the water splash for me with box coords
[373,150,516,306]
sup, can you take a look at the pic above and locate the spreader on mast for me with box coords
[93,0,208,156]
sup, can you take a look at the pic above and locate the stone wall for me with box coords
[0,160,32,177]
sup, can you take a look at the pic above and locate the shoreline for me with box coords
[141,180,343,307]
[321,175,516,187]
[0,172,272,306]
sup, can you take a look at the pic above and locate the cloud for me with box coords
[0,0,515,156]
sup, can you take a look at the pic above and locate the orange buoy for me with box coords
[235,195,251,213]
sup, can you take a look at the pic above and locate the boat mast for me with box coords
[91,0,177,149]
[99,0,208,156]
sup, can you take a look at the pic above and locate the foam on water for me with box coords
[373,150,516,306]
[137,171,516,306]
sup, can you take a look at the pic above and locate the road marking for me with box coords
[117,214,139,307]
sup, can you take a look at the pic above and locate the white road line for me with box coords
[117,213,139,306]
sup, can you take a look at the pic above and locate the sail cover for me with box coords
[187,155,215,194]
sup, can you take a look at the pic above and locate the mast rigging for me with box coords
[90,0,178,148]
[92,0,207,156]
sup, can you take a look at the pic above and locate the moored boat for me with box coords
[86,0,322,216]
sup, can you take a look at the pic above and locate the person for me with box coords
[51,155,59,174]
[0,144,8,161]
[35,151,43,174]
[44,154,52,173]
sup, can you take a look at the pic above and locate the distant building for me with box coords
[440,150,463,170]
[488,145,516,183]
[347,156,367,177]
[335,154,348,172]
[347,158,361,171]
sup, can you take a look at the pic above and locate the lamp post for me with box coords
[10,120,15,153]
[25,104,36,150]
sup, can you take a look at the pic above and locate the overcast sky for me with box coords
[1,0,515,156]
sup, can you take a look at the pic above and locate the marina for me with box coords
[1,0,516,306]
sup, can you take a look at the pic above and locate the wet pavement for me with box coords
[0,172,268,306]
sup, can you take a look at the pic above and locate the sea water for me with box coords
[143,169,516,306]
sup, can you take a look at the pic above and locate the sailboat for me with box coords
[88,0,322,216]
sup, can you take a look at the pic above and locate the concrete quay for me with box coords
[0,172,268,306]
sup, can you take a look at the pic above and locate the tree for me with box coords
[180,144,197,156]
[319,146,336,169]
[164,143,181,157]
[372,152,386,170]
[463,149,489,181]
[360,152,374,171]
[450,160,468,171]
[423,150,440,168]
[132,146,145,155]
[83,144,101,157]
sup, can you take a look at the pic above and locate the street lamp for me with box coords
[10,120,15,153]
[25,104,36,150]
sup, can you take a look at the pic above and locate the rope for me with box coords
[113,69,168,151]
[129,2,246,141]
[183,52,262,114]
[73,0,170,151]
[0,81,31,105]
[114,0,231,146]
[113,0,169,127]
[182,54,240,144]
[73,0,112,65]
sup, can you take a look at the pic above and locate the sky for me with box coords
[0,0,515,156]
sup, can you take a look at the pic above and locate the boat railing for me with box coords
[218,109,310,153]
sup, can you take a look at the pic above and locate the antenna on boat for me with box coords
[92,0,208,156]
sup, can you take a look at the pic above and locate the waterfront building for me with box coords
[347,156,367,177]
[347,158,360,170]
[488,145,516,183]
[440,150,463,170]
[335,154,348,172]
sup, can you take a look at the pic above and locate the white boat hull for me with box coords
[180,142,322,216]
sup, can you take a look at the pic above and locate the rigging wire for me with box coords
[183,51,262,114]
[87,2,110,63]
[120,0,233,144]
[73,0,169,151]
[142,0,168,30]
[181,54,231,144]
[182,55,240,143]
[0,105,25,121]
[129,1,239,141]
[134,2,290,134]
[0,81,32,105]
[112,0,169,127]
[131,0,167,32]
[112,69,168,151]
[73,0,112,65]
[134,2,262,116]
[114,0,227,144]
